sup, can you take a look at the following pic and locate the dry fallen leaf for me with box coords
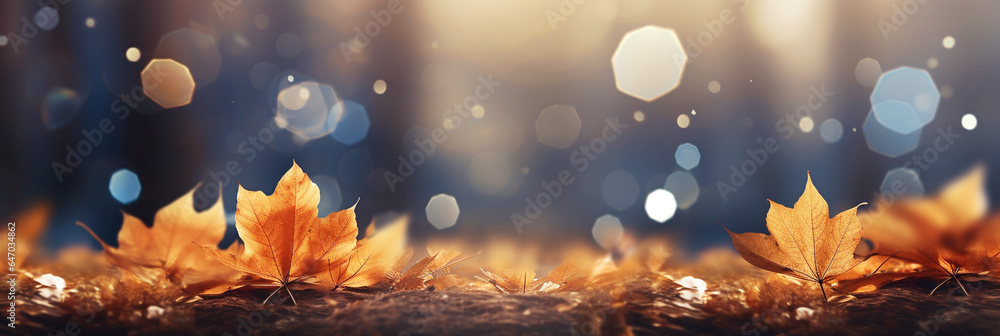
[317,216,407,289]
[10,201,51,265]
[387,246,477,291]
[480,260,594,294]
[78,186,237,293]
[726,173,867,300]
[849,166,998,295]
[198,162,372,302]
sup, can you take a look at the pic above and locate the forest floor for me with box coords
[12,255,1000,336]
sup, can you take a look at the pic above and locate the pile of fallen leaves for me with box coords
[11,162,1000,335]
[727,167,1000,301]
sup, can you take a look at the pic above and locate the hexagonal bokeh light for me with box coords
[664,171,699,210]
[862,109,921,158]
[674,143,701,170]
[871,67,940,129]
[331,100,371,145]
[612,26,687,102]
[275,81,343,140]
[426,194,460,230]
[880,167,924,198]
[142,59,196,109]
[109,169,141,204]
[535,105,582,149]
[872,100,923,135]
[602,170,639,210]
[592,215,624,249]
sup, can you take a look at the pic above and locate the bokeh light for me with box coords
[927,57,939,69]
[126,47,141,62]
[592,215,624,249]
[275,81,343,140]
[612,26,687,102]
[602,170,639,210]
[633,111,645,122]
[664,171,699,210]
[109,169,141,204]
[943,36,955,49]
[373,80,387,94]
[41,87,81,130]
[819,118,844,144]
[469,152,512,195]
[535,105,582,149]
[331,100,371,145]
[940,85,954,99]
[34,7,59,31]
[962,113,977,130]
[85,17,95,28]
[674,143,701,170]
[142,59,196,109]
[798,117,814,133]
[708,80,721,93]
[644,189,677,223]
[471,105,485,119]
[426,194,460,230]
[677,114,690,128]
[880,167,924,198]
[871,67,940,129]
[862,109,921,158]
[854,58,881,88]
[872,100,922,135]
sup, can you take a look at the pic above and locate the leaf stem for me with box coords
[284,284,298,305]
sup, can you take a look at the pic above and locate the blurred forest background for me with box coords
[1,0,999,259]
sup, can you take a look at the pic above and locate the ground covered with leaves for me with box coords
[14,163,1000,335]
[13,255,1000,336]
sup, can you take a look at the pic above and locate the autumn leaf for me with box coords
[726,173,868,300]
[480,268,537,294]
[198,162,363,303]
[387,246,478,291]
[390,251,439,291]
[77,185,236,293]
[480,261,594,294]
[849,166,994,295]
[10,201,51,265]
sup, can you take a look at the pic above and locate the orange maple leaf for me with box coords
[77,186,236,293]
[316,216,407,290]
[845,166,995,295]
[726,173,868,300]
[198,162,404,303]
